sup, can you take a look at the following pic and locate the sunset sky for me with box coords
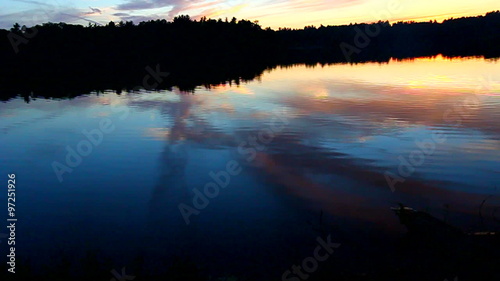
[0,0,498,29]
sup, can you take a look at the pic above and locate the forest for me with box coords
[0,11,499,100]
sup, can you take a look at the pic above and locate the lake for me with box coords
[0,55,499,280]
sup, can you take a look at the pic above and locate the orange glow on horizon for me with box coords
[260,55,500,94]
[192,0,499,30]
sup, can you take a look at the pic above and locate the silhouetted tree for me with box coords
[0,12,499,100]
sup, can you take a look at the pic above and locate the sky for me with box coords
[0,0,498,29]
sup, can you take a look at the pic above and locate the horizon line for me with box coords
[2,10,498,32]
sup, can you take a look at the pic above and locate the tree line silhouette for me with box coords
[0,11,499,100]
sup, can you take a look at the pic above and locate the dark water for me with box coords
[0,56,499,280]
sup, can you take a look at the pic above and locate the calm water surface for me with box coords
[1,55,499,278]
